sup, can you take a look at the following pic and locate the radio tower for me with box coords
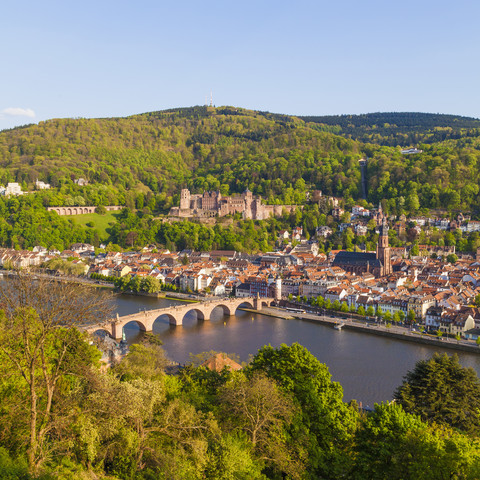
[210,91,213,107]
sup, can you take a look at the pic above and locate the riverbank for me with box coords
[292,311,480,354]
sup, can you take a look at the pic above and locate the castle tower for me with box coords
[180,189,191,210]
[243,188,253,219]
[376,218,392,276]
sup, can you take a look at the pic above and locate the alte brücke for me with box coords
[169,188,298,220]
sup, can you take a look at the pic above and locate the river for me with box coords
[111,293,480,407]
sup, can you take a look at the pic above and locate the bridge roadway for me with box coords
[86,296,274,340]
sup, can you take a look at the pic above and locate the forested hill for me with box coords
[301,112,480,146]
[2,106,480,214]
[0,106,362,203]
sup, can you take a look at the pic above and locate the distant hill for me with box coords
[1,106,480,214]
[300,112,480,146]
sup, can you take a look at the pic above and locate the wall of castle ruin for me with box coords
[47,206,122,216]
[169,189,300,220]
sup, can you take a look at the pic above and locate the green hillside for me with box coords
[0,106,480,216]
[0,106,362,205]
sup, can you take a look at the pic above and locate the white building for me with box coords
[4,183,23,196]
[35,179,51,190]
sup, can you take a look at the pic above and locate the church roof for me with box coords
[332,251,382,268]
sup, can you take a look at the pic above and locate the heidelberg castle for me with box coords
[169,188,298,220]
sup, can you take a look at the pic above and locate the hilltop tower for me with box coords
[376,218,392,276]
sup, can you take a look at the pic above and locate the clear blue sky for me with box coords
[1,0,479,130]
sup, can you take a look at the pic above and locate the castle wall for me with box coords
[169,189,299,220]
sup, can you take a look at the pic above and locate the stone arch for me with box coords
[210,304,233,317]
[182,308,206,324]
[261,300,269,308]
[152,313,178,327]
[235,300,254,312]
[67,208,72,215]
[91,328,114,339]
[116,320,147,339]
[72,208,78,215]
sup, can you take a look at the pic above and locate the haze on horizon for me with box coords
[2,0,479,131]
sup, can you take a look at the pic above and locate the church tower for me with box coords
[376,218,392,276]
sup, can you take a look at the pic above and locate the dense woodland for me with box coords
[1,107,480,216]
[301,112,480,146]
[1,277,480,479]
[1,193,480,254]
[1,107,480,253]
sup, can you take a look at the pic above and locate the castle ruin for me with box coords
[169,188,298,220]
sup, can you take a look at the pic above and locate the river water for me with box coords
[111,293,480,407]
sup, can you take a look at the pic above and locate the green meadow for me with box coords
[64,211,121,241]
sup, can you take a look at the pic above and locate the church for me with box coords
[332,218,392,278]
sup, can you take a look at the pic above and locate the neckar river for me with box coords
[112,293,480,407]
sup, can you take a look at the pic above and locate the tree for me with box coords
[366,306,375,317]
[474,294,480,307]
[0,274,113,471]
[407,309,416,324]
[376,305,383,319]
[394,353,480,435]
[383,311,392,323]
[219,372,303,478]
[353,402,480,480]
[248,343,359,478]
[357,305,366,316]
[446,253,458,264]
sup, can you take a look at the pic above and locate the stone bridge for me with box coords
[86,296,274,340]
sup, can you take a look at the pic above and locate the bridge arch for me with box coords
[235,300,254,310]
[208,303,234,318]
[180,308,206,326]
[116,319,147,340]
[91,328,114,339]
[152,312,178,328]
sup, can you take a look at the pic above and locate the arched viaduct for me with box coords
[87,296,274,340]
[47,206,122,216]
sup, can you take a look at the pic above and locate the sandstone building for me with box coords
[169,188,297,220]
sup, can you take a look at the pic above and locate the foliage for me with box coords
[353,402,480,480]
[248,343,359,478]
[0,274,112,471]
[394,353,480,435]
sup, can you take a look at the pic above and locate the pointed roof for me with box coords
[201,353,242,372]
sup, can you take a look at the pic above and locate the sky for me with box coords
[1,0,479,130]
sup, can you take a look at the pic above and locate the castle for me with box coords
[169,188,298,220]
